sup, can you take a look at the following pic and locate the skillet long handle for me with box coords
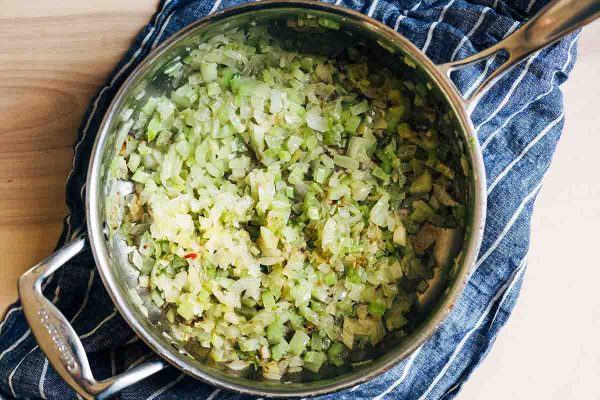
[18,237,166,399]
[438,0,600,112]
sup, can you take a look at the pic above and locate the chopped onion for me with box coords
[115,24,466,379]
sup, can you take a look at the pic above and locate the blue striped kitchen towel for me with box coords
[0,0,579,399]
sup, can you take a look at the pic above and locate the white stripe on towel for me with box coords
[416,258,529,400]
[209,0,223,15]
[127,353,154,371]
[393,1,423,31]
[146,373,186,400]
[0,306,22,335]
[9,346,39,397]
[488,255,528,329]
[487,111,564,195]
[475,181,543,272]
[422,0,457,54]
[367,0,379,17]
[38,358,49,399]
[372,345,424,400]
[450,8,490,61]
[206,388,222,400]
[70,269,95,324]
[481,35,578,150]
[151,12,176,50]
[474,50,542,132]
[463,21,520,99]
[80,309,119,339]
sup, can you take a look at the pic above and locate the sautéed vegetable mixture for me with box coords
[111,22,468,380]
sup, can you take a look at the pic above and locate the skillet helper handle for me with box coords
[18,237,166,400]
[438,0,600,112]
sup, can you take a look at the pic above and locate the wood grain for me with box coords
[0,1,157,314]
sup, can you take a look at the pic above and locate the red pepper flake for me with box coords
[184,253,198,260]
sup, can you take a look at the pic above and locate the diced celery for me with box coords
[289,331,310,355]
[271,340,290,361]
[287,135,303,154]
[372,166,390,182]
[142,97,158,115]
[318,17,340,30]
[385,105,405,129]
[200,62,218,81]
[147,116,161,141]
[409,169,432,194]
[262,291,276,311]
[239,337,260,352]
[327,342,347,367]
[344,115,361,132]
[303,351,327,372]
[267,319,285,344]
[118,26,465,377]
[310,333,323,351]
[350,100,369,115]
[333,154,359,170]
[397,123,417,139]
[324,272,338,286]
[368,301,386,318]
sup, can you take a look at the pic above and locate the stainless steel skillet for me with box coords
[17,0,599,398]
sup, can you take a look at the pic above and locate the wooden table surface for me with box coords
[0,0,158,313]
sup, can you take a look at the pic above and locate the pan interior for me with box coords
[91,3,481,396]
